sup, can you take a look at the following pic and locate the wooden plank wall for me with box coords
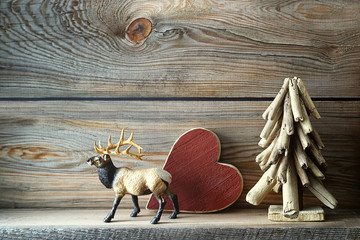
[0,0,359,209]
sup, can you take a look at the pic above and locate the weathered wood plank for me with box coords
[1,227,359,240]
[0,101,358,208]
[1,0,359,98]
[1,208,359,227]
[0,209,359,240]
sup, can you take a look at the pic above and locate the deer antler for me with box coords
[94,129,144,160]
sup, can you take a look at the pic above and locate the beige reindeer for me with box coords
[86,129,179,224]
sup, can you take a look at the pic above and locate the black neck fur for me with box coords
[97,160,118,189]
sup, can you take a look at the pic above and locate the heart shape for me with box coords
[147,128,243,212]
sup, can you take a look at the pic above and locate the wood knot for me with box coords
[126,18,152,44]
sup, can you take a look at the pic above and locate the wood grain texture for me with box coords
[0,101,358,209]
[268,205,325,222]
[0,209,359,239]
[1,208,360,227]
[1,227,359,240]
[1,0,360,98]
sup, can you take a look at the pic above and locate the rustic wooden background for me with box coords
[0,0,359,210]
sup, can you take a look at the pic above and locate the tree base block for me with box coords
[268,205,325,222]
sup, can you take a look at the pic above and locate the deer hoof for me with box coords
[103,215,113,223]
[150,218,159,224]
[130,210,140,217]
[169,212,178,219]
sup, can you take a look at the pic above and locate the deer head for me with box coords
[87,154,111,168]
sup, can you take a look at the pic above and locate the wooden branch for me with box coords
[277,154,289,184]
[295,123,310,149]
[310,129,325,150]
[259,162,270,172]
[289,77,303,122]
[272,182,282,193]
[299,100,313,134]
[277,119,291,155]
[293,135,309,168]
[259,136,280,172]
[258,119,282,148]
[246,166,278,206]
[266,163,280,185]
[297,78,321,119]
[282,159,299,219]
[308,138,327,167]
[256,139,276,163]
[260,107,283,139]
[258,138,268,149]
[307,173,337,209]
[283,93,294,135]
[294,154,310,187]
[307,158,325,180]
[268,139,283,165]
[262,78,290,120]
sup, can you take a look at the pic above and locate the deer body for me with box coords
[87,154,179,224]
[113,168,171,196]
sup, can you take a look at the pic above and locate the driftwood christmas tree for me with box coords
[246,77,337,221]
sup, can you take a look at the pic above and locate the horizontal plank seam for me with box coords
[0,97,359,102]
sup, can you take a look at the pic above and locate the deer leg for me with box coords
[130,195,141,217]
[104,195,122,223]
[151,194,166,224]
[166,189,179,219]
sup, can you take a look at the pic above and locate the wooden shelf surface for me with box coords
[0,208,359,239]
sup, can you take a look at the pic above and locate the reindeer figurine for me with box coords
[86,129,179,224]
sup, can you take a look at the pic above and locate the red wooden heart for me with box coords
[146,128,243,212]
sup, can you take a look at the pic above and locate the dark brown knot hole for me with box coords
[127,18,152,44]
